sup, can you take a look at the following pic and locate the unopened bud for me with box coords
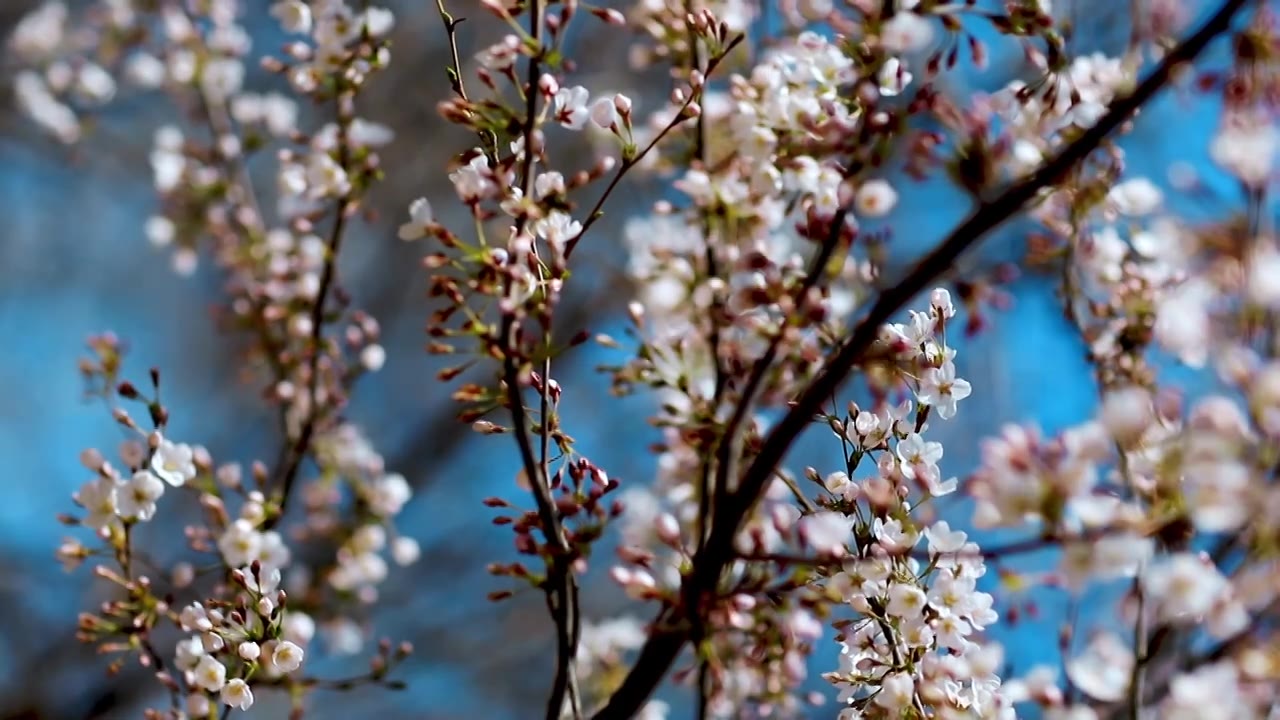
[655,513,681,546]
[538,73,559,97]
[80,448,105,471]
[590,7,625,24]
[472,420,506,434]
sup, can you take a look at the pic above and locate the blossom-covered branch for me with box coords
[11,0,1280,718]
[594,0,1259,715]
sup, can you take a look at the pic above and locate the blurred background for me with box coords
[0,0,1260,718]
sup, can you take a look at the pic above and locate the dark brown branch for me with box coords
[268,94,355,527]
[502,2,583,717]
[740,522,1161,566]
[592,1,1256,714]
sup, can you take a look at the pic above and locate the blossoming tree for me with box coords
[9,0,1280,718]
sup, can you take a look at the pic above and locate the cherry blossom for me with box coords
[116,470,165,521]
[75,477,118,531]
[915,361,971,420]
[553,86,591,130]
[150,436,196,486]
[397,197,435,241]
[221,678,254,710]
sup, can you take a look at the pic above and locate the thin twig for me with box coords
[562,34,743,260]
[435,0,471,102]
[1127,574,1148,720]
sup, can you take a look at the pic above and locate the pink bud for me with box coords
[655,513,681,546]
[610,566,632,586]
[590,466,609,487]
[479,0,510,17]
[930,287,955,318]
[590,7,625,24]
[79,448,104,471]
[538,73,559,97]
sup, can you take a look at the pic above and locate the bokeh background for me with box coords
[0,0,1261,718]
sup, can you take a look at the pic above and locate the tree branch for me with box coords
[502,2,583,717]
[269,92,355,527]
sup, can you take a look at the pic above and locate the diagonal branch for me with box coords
[592,0,1257,715]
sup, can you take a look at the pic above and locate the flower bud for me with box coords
[172,562,195,589]
[930,288,956,318]
[1100,386,1153,446]
[655,513,681,546]
[538,73,559,97]
[590,7,625,24]
[80,448,104,471]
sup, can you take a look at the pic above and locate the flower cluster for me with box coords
[170,567,308,714]
[18,0,422,715]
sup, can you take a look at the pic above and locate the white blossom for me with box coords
[271,1,313,33]
[1143,553,1229,622]
[271,640,305,673]
[854,179,898,217]
[1107,177,1162,216]
[220,678,254,710]
[76,477,119,531]
[1066,633,1131,702]
[554,86,591,130]
[397,197,434,241]
[450,153,495,202]
[590,97,619,130]
[798,511,851,555]
[877,58,913,97]
[1210,115,1276,187]
[368,473,412,517]
[391,536,420,566]
[151,438,197,487]
[10,2,67,62]
[117,470,165,521]
[880,13,934,53]
[218,519,263,568]
[915,362,971,420]
[192,655,227,692]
